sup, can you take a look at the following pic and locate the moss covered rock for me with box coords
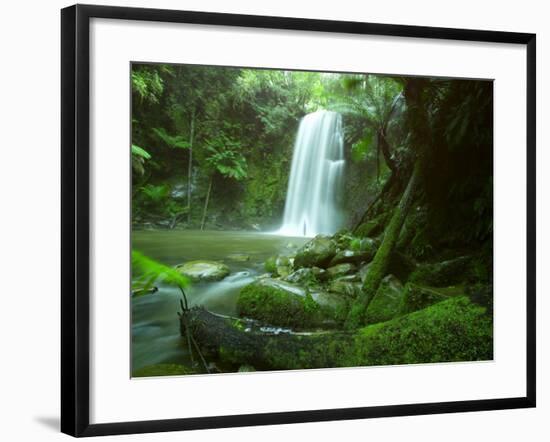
[175,260,230,282]
[264,255,293,277]
[293,235,336,268]
[326,262,357,279]
[329,249,374,267]
[285,267,317,285]
[364,274,405,324]
[227,253,250,262]
[400,283,451,314]
[264,256,278,273]
[408,256,471,287]
[328,277,361,296]
[237,278,343,328]
[348,296,493,367]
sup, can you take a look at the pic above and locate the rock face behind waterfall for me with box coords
[278,110,345,237]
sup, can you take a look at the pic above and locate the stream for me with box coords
[131,229,307,372]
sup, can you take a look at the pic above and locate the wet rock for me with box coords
[311,266,328,281]
[293,235,337,268]
[285,267,316,284]
[328,278,361,296]
[227,253,250,262]
[175,260,230,282]
[326,262,357,279]
[264,256,277,273]
[329,249,374,266]
[276,266,291,278]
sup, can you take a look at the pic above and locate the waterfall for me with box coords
[278,110,345,237]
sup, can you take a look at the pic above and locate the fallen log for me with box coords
[183,296,493,372]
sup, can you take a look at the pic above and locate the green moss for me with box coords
[258,296,492,370]
[237,281,338,328]
[408,256,471,287]
[351,296,493,365]
[399,283,450,314]
[355,220,379,238]
[364,275,405,324]
[132,364,196,378]
[264,256,277,273]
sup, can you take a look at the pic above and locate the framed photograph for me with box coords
[61,4,536,437]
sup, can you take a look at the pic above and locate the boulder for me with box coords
[328,278,361,296]
[364,274,405,324]
[264,255,293,277]
[326,262,356,279]
[311,266,328,281]
[264,256,277,273]
[329,249,373,266]
[400,283,450,314]
[175,260,230,282]
[293,235,336,268]
[285,267,316,284]
[408,256,471,287]
[227,253,250,262]
[237,278,344,328]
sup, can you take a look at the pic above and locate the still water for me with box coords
[131,230,307,372]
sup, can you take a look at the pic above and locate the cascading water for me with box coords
[278,110,345,237]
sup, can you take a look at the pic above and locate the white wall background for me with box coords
[0,0,547,440]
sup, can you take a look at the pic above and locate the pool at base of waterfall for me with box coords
[131,229,307,373]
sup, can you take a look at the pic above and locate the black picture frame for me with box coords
[61,4,536,437]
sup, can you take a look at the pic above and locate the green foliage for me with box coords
[131,249,189,292]
[131,144,151,159]
[351,129,375,162]
[131,144,151,176]
[131,67,165,104]
[140,183,169,202]
[152,127,190,150]
[205,138,247,180]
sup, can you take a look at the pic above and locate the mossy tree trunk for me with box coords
[347,159,422,328]
[347,79,431,328]
[200,176,213,231]
[185,297,492,371]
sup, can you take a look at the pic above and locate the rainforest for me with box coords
[131,63,493,377]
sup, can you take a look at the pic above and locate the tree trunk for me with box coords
[200,177,213,231]
[187,109,195,224]
[379,127,398,173]
[346,159,422,328]
[184,298,492,371]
